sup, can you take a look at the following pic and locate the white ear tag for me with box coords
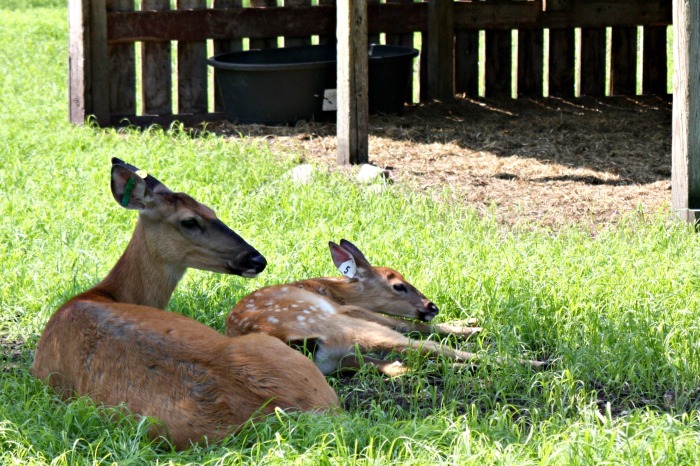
[337,258,357,278]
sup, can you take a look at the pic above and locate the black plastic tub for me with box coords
[207,44,419,125]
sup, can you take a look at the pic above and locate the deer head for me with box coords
[329,239,439,321]
[110,157,266,278]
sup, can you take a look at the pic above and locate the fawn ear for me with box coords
[330,240,372,279]
[110,158,167,210]
[329,242,357,278]
[339,239,372,266]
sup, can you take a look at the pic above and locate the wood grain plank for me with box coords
[484,29,511,98]
[548,28,575,98]
[108,0,136,116]
[337,0,369,164]
[177,0,207,114]
[671,0,700,221]
[610,26,637,96]
[428,0,454,101]
[517,29,543,97]
[580,27,606,96]
[141,0,171,115]
[642,25,668,95]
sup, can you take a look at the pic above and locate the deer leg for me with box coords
[337,354,410,376]
[339,306,481,337]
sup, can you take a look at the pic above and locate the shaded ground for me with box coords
[209,95,672,230]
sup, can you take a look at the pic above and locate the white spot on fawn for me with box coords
[297,315,306,323]
[267,316,279,324]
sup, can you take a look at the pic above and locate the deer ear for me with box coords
[329,242,357,278]
[338,239,372,266]
[110,163,151,210]
[110,158,167,210]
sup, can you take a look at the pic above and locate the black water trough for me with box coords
[207,44,419,125]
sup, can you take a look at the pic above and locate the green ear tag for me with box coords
[121,178,135,207]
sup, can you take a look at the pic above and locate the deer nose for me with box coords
[246,253,267,274]
[419,300,439,321]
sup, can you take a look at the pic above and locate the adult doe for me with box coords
[226,239,543,376]
[32,158,337,450]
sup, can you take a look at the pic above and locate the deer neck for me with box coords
[91,219,185,309]
[304,277,373,308]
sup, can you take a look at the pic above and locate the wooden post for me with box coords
[337,0,369,165]
[69,0,109,124]
[428,0,454,101]
[672,0,700,222]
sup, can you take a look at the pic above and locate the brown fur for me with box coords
[227,240,497,376]
[32,159,337,450]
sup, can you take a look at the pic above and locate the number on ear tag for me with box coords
[337,258,356,278]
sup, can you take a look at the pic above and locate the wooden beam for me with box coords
[68,0,90,124]
[337,0,368,165]
[106,1,671,45]
[428,0,454,101]
[672,0,700,222]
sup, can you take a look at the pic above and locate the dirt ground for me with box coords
[210,95,672,231]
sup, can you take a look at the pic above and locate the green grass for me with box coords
[2,2,699,465]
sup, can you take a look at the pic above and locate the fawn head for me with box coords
[110,158,266,277]
[330,239,439,321]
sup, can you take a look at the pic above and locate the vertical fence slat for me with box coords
[610,26,637,95]
[284,0,312,47]
[455,30,479,96]
[548,28,575,97]
[213,0,243,112]
[428,0,454,101]
[484,30,512,98]
[108,0,136,116]
[250,0,278,50]
[386,0,416,103]
[177,0,208,114]
[579,28,606,96]
[643,26,668,95]
[141,0,172,115]
[517,29,543,98]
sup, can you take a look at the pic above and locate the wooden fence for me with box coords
[69,0,672,127]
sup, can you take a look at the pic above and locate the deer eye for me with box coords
[180,218,199,229]
[392,283,407,293]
